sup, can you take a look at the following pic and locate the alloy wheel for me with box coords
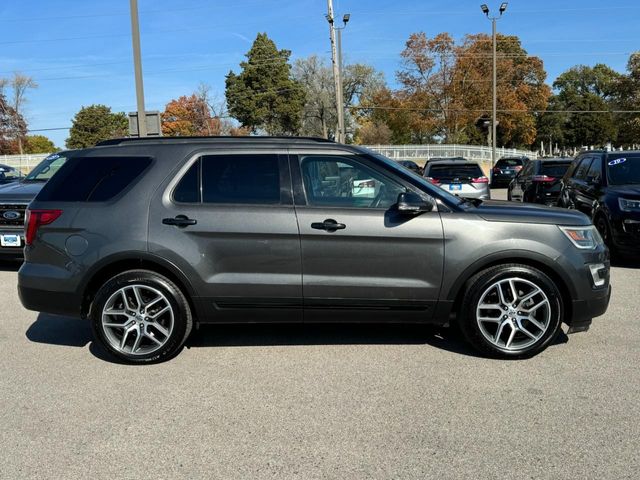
[475,277,552,351]
[101,285,174,356]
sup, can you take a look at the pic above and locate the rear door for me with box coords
[572,156,596,214]
[290,151,444,323]
[148,150,302,323]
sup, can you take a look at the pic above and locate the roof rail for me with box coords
[96,136,336,146]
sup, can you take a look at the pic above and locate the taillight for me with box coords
[425,177,440,185]
[25,209,62,246]
[471,176,489,184]
[532,175,556,183]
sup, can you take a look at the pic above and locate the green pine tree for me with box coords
[66,104,128,149]
[225,33,306,135]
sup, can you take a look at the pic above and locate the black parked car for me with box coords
[18,137,610,363]
[0,153,69,257]
[507,158,573,205]
[0,164,22,185]
[397,160,422,175]
[491,156,529,187]
[558,151,640,256]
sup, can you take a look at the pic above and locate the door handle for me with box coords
[162,215,197,227]
[311,219,346,231]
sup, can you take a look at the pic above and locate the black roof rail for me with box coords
[96,136,336,146]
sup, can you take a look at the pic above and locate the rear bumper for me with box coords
[18,285,80,317]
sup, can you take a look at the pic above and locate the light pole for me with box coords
[335,14,350,143]
[130,0,147,137]
[325,1,349,143]
[481,2,507,171]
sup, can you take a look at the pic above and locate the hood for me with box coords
[0,181,45,203]
[606,184,640,198]
[471,200,591,226]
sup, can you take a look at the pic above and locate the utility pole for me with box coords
[130,0,147,137]
[481,3,508,172]
[326,0,345,143]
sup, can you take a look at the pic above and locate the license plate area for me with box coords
[0,234,21,247]
[449,184,462,191]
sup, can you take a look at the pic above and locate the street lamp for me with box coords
[325,1,350,143]
[481,2,507,172]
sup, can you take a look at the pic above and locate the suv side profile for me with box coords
[19,137,611,364]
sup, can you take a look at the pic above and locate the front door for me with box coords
[290,152,444,323]
[148,151,302,323]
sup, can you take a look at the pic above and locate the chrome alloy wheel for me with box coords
[475,277,553,351]
[101,285,174,356]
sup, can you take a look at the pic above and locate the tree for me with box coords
[24,135,57,153]
[225,33,305,135]
[66,105,128,149]
[354,120,392,144]
[0,73,37,154]
[551,64,621,147]
[162,94,218,136]
[614,52,640,147]
[0,91,26,154]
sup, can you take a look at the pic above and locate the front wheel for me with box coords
[458,264,563,358]
[91,270,193,364]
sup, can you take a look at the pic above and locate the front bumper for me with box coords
[568,284,611,333]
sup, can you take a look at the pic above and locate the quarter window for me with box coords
[300,155,405,209]
[573,157,593,181]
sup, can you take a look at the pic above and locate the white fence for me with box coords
[0,153,50,173]
[364,144,537,168]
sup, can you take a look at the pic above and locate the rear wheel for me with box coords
[91,270,193,364]
[459,264,563,358]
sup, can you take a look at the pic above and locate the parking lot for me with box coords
[0,189,638,480]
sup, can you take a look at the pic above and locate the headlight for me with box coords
[619,197,640,212]
[559,226,603,250]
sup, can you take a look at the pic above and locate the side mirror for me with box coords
[397,191,434,213]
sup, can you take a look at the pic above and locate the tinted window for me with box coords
[541,162,572,178]
[573,157,593,180]
[587,157,602,180]
[428,164,483,180]
[520,161,535,177]
[606,155,640,185]
[37,156,152,202]
[300,155,405,209]
[201,154,280,204]
[0,165,20,181]
[496,158,524,168]
[173,160,200,203]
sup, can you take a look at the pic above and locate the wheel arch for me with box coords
[79,252,197,319]
[445,251,574,321]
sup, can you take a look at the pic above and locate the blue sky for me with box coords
[1,0,639,147]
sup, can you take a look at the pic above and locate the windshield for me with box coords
[541,162,571,178]
[606,155,640,185]
[496,158,525,168]
[24,154,69,182]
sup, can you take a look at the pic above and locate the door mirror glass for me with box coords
[397,191,434,213]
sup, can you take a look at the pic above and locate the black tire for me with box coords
[458,264,563,359]
[594,213,617,257]
[91,270,193,364]
[507,189,512,201]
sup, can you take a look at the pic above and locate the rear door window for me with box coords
[586,156,602,180]
[36,156,152,202]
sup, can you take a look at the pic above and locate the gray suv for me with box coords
[18,137,611,363]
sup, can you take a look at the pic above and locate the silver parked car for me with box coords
[423,158,490,200]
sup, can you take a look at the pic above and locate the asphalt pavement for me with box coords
[1,189,638,479]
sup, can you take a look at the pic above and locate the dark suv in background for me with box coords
[508,158,572,205]
[18,137,610,363]
[558,151,640,256]
[491,156,529,187]
[0,153,69,257]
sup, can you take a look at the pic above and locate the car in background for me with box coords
[396,160,422,175]
[0,153,69,257]
[0,164,22,185]
[423,158,490,200]
[557,151,640,256]
[507,158,572,205]
[491,156,529,187]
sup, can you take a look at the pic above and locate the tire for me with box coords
[507,189,512,201]
[91,270,193,364]
[594,213,617,257]
[458,264,563,359]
